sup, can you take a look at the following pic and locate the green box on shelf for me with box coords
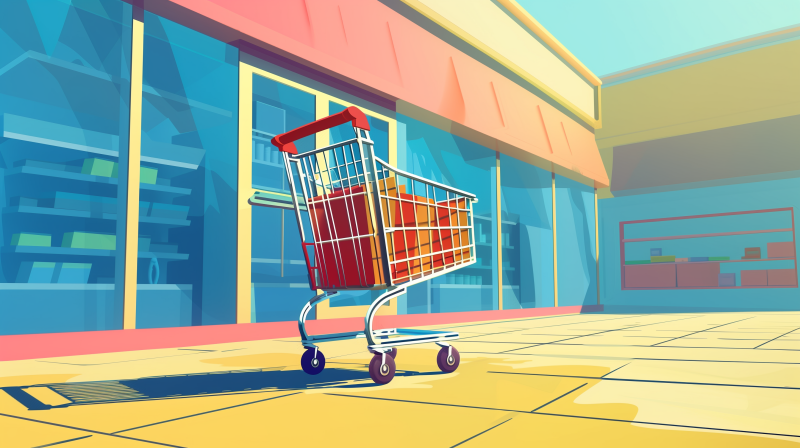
[11,233,51,247]
[16,262,57,283]
[81,158,117,178]
[140,166,158,184]
[625,260,651,265]
[709,256,730,261]
[651,255,676,263]
[62,232,116,250]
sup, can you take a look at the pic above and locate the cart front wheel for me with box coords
[368,353,396,384]
[301,348,325,375]
[370,347,398,359]
[437,346,460,373]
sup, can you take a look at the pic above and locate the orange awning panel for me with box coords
[162,0,608,186]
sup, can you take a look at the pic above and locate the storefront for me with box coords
[0,0,607,336]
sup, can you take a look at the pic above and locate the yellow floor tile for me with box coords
[0,414,90,448]
[455,413,800,447]
[124,393,512,447]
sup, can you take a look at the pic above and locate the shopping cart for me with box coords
[250,106,477,384]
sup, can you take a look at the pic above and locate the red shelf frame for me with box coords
[620,207,796,290]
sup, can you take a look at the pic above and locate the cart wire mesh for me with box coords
[286,133,476,291]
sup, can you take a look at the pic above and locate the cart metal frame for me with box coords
[250,107,476,382]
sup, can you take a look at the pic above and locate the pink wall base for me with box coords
[0,305,602,361]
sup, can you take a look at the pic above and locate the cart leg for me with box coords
[299,291,338,344]
[364,287,406,348]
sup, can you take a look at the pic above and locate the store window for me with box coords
[138,12,238,327]
[500,155,555,309]
[400,115,498,314]
[0,0,132,335]
[555,174,597,306]
[250,74,316,322]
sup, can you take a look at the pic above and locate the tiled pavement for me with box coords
[2,311,800,447]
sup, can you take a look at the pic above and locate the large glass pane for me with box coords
[139,12,238,327]
[0,0,132,335]
[251,75,315,322]
[400,115,498,313]
[555,174,597,306]
[252,75,315,193]
[500,155,554,308]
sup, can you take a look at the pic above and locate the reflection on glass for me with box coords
[138,12,238,328]
[400,115,497,314]
[555,175,597,306]
[250,76,316,322]
[0,0,132,335]
[500,155,554,309]
[329,102,389,162]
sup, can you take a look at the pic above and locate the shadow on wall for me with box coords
[2,367,445,411]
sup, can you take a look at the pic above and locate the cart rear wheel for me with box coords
[436,346,460,373]
[301,348,325,375]
[368,353,396,384]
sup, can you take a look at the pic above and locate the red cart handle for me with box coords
[271,106,371,155]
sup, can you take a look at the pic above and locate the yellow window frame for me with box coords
[238,62,398,323]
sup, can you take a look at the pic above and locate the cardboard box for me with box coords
[741,270,768,286]
[62,232,116,250]
[140,166,158,184]
[767,269,797,286]
[709,256,730,261]
[11,233,51,247]
[651,255,675,263]
[81,158,116,177]
[718,273,736,287]
[767,242,795,259]
[625,264,676,288]
[744,247,761,259]
[689,257,708,262]
[677,262,720,287]
[675,258,689,262]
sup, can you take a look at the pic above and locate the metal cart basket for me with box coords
[250,107,477,384]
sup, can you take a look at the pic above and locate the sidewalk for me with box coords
[2,311,799,447]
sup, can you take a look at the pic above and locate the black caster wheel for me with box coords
[368,352,396,384]
[437,345,460,373]
[300,348,325,375]
[370,347,398,359]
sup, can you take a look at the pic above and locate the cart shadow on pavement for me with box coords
[2,367,445,411]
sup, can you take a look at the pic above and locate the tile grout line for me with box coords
[500,315,703,353]
[32,435,93,448]
[601,362,631,377]
[488,371,800,391]
[0,413,186,448]
[651,316,755,346]
[326,391,800,439]
[753,326,800,349]
[449,418,514,447]
[112,392,301,434]
[531,383,588,412]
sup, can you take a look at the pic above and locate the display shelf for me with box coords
[253,159,284,168]
[7,206,190,227]
[623,228,792,243]
[627,257,795,266]
[620,208,797,290]
[432,284,493,289]
[5,246,189,260]
[7,165,192,195]
[251,258,306,265]
[0,284,115,290]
